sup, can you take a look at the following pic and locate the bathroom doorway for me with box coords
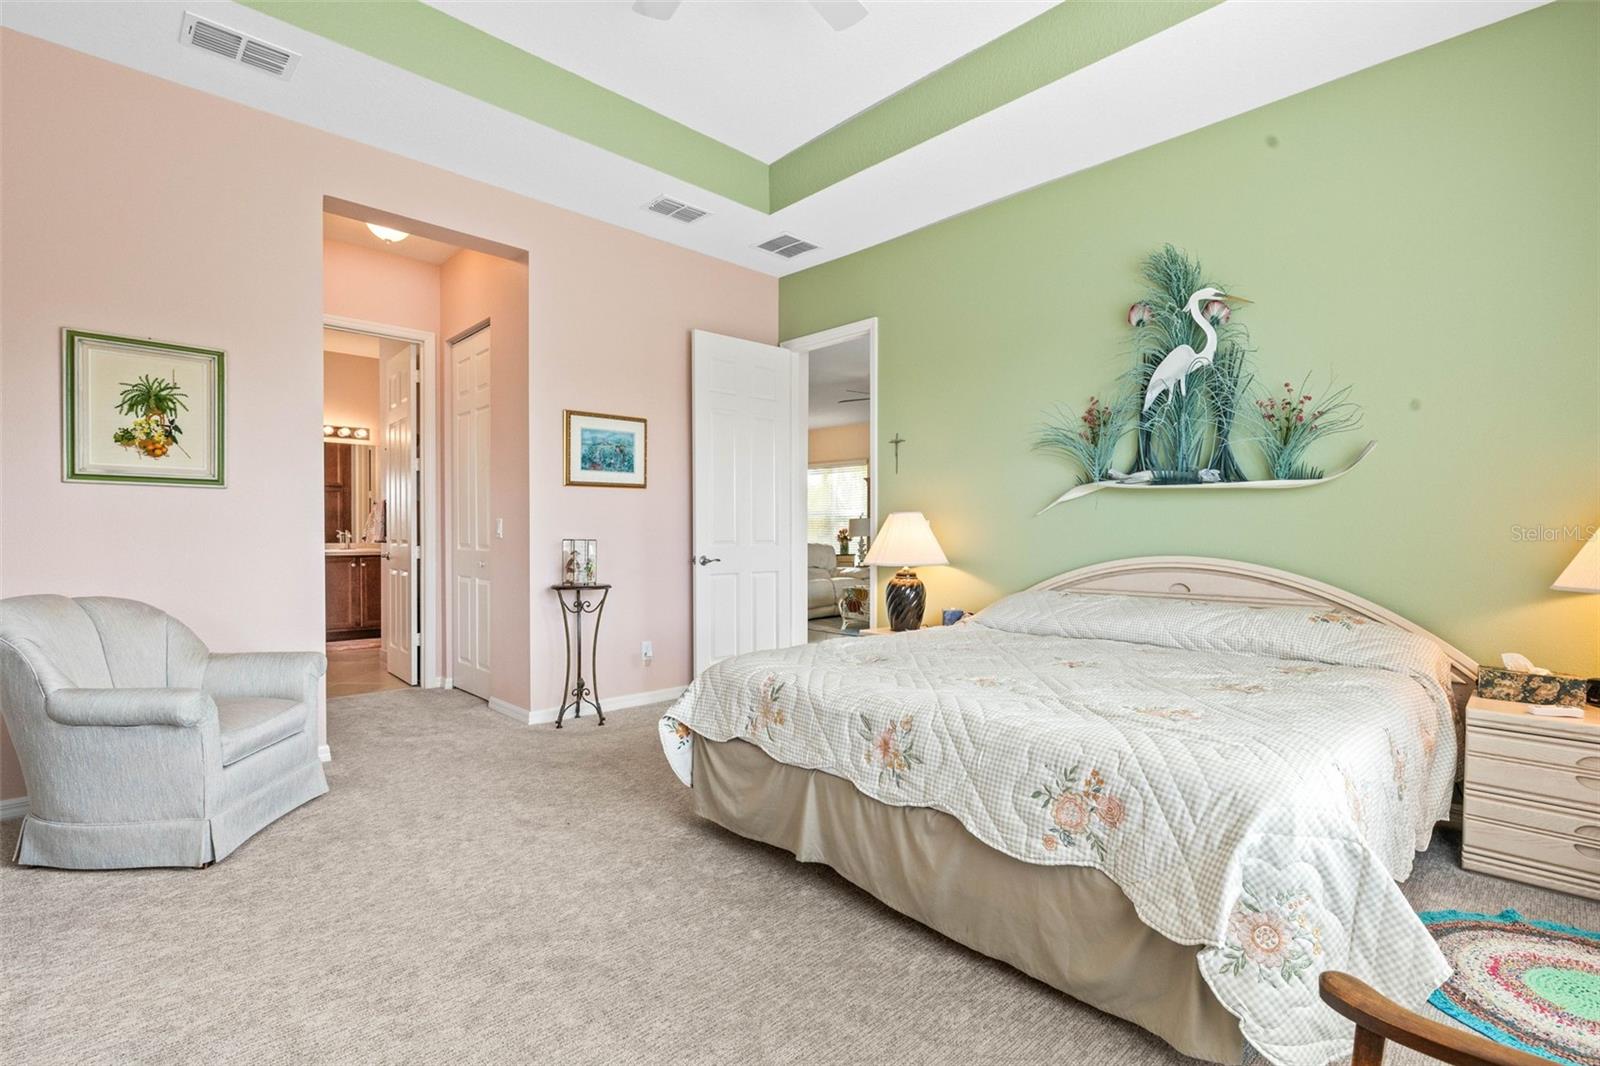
[322,322,434,697]
[320,203,527,704]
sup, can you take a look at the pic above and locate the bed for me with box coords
[658,556,1477,1066]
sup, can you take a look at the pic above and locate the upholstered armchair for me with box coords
[806,543,866,619]
[0,595,328,869]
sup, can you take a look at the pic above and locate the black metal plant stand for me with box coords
[551,583,610,728]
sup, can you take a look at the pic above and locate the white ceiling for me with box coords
[808,335,869,428]
[323,212,461,265]
[0,1,1546,277]
[423,1,1056,163]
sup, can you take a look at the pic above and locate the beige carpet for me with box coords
[2,689,1593,1065]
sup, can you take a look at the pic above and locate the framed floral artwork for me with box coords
[61,328,225,487]
[563,410,646,489]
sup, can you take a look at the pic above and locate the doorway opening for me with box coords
[785,319,879,638]
[322,318,437,698]
[320,204,527,706]
[685,319,877,676]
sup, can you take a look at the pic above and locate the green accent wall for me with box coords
[780,1,1600,674]
[241,0,770,211]
[769,1,1216,211]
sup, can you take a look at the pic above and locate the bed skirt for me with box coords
[692,735,1245,1065]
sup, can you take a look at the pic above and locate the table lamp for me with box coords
[848,517,871,561]
[1551,530,1599,705]
[863,512,947,631]
[1551,530,1599,594]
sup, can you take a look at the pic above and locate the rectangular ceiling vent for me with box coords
[757,234,819,259]
[645,195,708,223]
[181,12,300,79]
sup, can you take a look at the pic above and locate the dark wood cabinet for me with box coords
[359,556,382,631]
[326,554,381,641]
[324,443,352,544]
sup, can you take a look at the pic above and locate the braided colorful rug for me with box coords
[1421,908,1600,1066]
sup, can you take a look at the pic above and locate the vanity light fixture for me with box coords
[366,223,409,244]
[323,425,369,440]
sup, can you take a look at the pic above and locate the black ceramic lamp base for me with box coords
[885,568,926,631]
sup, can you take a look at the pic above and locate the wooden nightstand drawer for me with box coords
[1464,791,1600,841]
[1466,727,1600,772]
[1462,817,1600,885]
[1463,752,1600,810]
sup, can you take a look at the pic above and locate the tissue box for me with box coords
[1475,666,1588,706]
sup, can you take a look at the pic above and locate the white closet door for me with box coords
[449,326,492,698]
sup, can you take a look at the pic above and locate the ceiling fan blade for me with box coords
[811,1,868,32]
[633,1,682,21]
[837,397,869,404]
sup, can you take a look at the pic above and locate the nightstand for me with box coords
[1461,694,1600,900]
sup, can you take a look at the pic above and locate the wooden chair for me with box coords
[1319,972,1550,1066]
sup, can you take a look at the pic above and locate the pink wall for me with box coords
[0,29,777,799]
[323,239,441,340]
[323,351,379,431]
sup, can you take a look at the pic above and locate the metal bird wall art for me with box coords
[1141,287,1251,411]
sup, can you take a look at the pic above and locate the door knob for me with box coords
[696,555,722,566]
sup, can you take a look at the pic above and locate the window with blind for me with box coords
[806,464,868,547]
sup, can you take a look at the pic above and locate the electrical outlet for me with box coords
[641,640,654,663]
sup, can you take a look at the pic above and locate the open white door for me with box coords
[691,330,803,676]
[380,339,420,684]
[449,326,492,699]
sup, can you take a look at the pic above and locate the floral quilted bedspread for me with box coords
[659,590,1461,1066]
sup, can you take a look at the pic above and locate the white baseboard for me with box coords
[318,744,332,763]
[489,685,688,727]
[0,795,29,821]
[487,696,532,724]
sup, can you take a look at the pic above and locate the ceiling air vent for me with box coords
[181,12,300,79]
[757,234,819,259]
[645,195,709,223]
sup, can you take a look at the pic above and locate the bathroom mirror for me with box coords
[324,440,378,546]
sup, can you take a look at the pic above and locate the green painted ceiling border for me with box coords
[244,1,1217,217]
[240,0,771,211]
[768,0,1218,211]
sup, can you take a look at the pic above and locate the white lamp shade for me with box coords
[1552,531,1600,593]
[847,517,871,538]
[863,512,947,568]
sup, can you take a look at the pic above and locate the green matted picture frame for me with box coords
[62,328,226,487]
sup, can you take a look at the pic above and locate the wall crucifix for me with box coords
[888,433,906,474]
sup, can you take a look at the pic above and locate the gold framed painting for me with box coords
[564,410,646,489]
[62,328,225,487]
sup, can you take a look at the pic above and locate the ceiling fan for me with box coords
[633,2,869,32]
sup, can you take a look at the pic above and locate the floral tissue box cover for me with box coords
[1475,665,1589,707]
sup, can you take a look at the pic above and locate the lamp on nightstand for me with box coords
[863,512,947,632]
[1551,530,1600,705]
[1551,530,1599,594]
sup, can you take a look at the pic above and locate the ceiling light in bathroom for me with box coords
[366,223,409,243]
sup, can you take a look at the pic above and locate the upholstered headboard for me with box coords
[1027,555,1480,718]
